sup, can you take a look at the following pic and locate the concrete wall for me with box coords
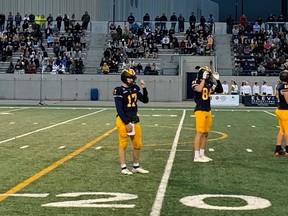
[0,74,279,102]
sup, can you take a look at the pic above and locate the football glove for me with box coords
[212,71,220,80]
[202,71,209,80]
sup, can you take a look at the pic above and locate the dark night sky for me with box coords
[212,0,282,22]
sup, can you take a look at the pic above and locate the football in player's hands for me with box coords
[202,71,209,80]
[212,72,220,80]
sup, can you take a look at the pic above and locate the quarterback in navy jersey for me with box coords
[191,66,223,162]
[113,68,149,175]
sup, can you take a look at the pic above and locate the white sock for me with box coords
[121,164,127,169]
[194,150,200,158]
[200,149,205,156]
[133,163,139,168]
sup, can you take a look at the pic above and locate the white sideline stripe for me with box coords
[263,110,276,117]
[0,109,107,145]
[154,149,192,152]
[0,107,29,114]
[20,145,29,149]
[150,110,186,216]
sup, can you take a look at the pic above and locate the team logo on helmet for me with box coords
[121,68,137,85]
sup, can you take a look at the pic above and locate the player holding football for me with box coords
[113,68,149,175]
[274,70,288,156]
[192,66,223,162]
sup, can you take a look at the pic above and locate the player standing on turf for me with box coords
[113,68,149,175]
[274,70,288,156]
[192,66,223,162]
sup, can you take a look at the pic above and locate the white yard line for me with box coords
[263,110,276,117]
[150,110,186,216]
[0,109,107,145]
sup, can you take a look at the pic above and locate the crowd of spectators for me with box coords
[99,12,215,75]
[0,11,90,74]
[231,13,288,76]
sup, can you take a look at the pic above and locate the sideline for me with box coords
[150,110,186,216]
[0,127,117,202]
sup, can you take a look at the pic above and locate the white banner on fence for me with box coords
[211,95,239,107]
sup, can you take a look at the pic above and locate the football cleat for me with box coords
[274,149,285,156]
[194,157,210,163]
[132,167,149,174]
[121,168,133,175]
[201,155,213,161]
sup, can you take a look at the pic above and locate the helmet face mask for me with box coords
[279,71,288,82]
[121,69,137,85]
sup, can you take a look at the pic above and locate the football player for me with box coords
[274,70,288,156]
[113,68,149,175]
[192,66,223,162]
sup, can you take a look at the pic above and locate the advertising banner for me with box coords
[244,96,278,107]
[211,95,240,107]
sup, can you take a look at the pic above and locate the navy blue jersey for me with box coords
[113,84,148,125]
[276,82,288,110]
[192,79,214,112]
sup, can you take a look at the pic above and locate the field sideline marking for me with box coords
[0,126,117,202]
[150,110,186,216]
[0,109,107,145]
[263,110,276,117]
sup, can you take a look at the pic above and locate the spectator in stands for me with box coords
[239,14,247,29]
[178,14,185,33]
[63,14,70,32]
[160,13,168,30]
[150,63,159,75]
[47,14,53,27]
[56,14,63,31]
[253,82,260,95]
[253,22,261,33]
[6,62,15,73]
[151,44,159,58]
[0,13,5,31]
[81,11,90,31]
[170,12,177,31]
[207,14,214,32]
[266,13,275,31]
[47,34,54,48]
[222,81,229,94]
[14,59,25,74]
[127,12,135,30]
[14,12,22,28]
[143,13,150,30]
[179,39,186,54]
[100,62,110,74]
[277,14,285,31]
[7,12,13,29]
[226,15,234,34]
[161,35,170,49]
[189,12,196,29]
[154,15,161,30]
[135,63,143,74]
[144,63,152,75]
[200,15,206,28]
